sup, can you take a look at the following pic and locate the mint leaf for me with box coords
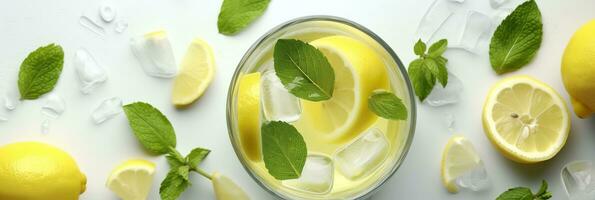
[166,154,185,169]
[123,102,176,154]
[496,180,552,200]
[177,165,190,181]
[407,39,449,101]
[186,147,210,169]
[414,39,426,56]
[368,90,408,120]
[434,57,448,87]
[261,121,307,180]
[428,39,448,58]
[160,168,190,200]
[408,59,435,101]
[489,0,542,74]
[18,44,64,100]
[274,39,335,101]
[217,0,271,35]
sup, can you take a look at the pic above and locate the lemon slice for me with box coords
[237,72,261,161]
[106,159,156,200]
[483,75,570,163]
[299,36,388,143]
[172,38,216,106]
[441,136,483,193]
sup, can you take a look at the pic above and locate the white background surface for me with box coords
[1,0,594,199]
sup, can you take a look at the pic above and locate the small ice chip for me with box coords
[99,5,116,23]
[41,119,50,135]
[79,15,106,36]
[74,48,108,94]
[457,11,491,53]
[261,69,302,122]
[334,128,389,180]
[425,72,463,106]
[3,86,20,111]
[561,161,595,200]
[91,97,123,124]
[456,162,489,191]
[417,0,456,42]
[41,94,65,118]
[444,113,455,132]
[114,20,128,33]
[282,154,334,194]
[130,30,178,78]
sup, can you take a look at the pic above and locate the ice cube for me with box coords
[425,72,463,106]
[130,30,178,78]
[114,20,128,33]
[79,15,106,36]
[456,162,489,191]
[91,97,123,124]
[561,161,595,199]
[261,70,302,122]
[3,85,20,110]
[457,11,491,52]
[99,5,116,23]
[416,0,456,42]
[283,154,334,194]
[41,119,50,135]
[444,113,455,132]
[334,128,389,180]
[74,48,108,94]
[41,94,65,118]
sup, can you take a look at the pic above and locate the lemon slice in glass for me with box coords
[172,38,216,106]
[237,72,261,161]
[441,136,486,193]
[106,159,156,200]
[482,75,570,163]
[298,36,388,143]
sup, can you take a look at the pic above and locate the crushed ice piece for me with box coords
[41,119,50,135]
[114,20,128,33]
[416,0,455,42]
[99,5,116,22]
[130,30,178,78]
[79,16,106,36]
[444,113,455,132]
[456,162,489,191]
[3,86,20,110]
[261,69,302,122]
[283,154,333,194]
[91,97,123,124]
[425,72,463,106]
[74,48,108,94]
[41,94,65,118]
[561,161,595,199]
[457,11,491,52]
[334,128,389,180]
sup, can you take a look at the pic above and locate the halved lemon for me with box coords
[237,72,261,161]
[106,159,156,200]
[441,136,483,193]
[172,38,216,106]
[298,36,389,143]
[482,75,570,163]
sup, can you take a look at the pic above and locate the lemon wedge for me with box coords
[237,72,261,161]
[441,136,484,193]
[298,36,388,143]
[106,159,156,200]
[482,75,570,163]
[172,38,216,106]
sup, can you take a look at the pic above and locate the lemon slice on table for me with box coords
[106,159,156,200]
[482,75,570,163]
[172,38,216,107]
[237,72,261,161]
[298,36,389,143]
[441,136,484,193]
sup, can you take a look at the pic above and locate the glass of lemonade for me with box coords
[226,16,416,199]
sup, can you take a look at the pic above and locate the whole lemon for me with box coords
[0,142,87,200]
[562,19,595,118]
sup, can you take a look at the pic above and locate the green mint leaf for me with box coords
[160,168,191,200]
[217,0,271,35]
[186,147,211,169]
[535,180,552,199]
[166,155,185,169]
[496,187,533,200]
[261,121,307,180]
[177,165,190,181]
[489,0,542,74]
[408,59,436,101]
[428,39,448,58]
[123,102,176,154]
[368,90,408,120]
[414,39,426,56]
[433,57,448,87]
[274,39,335,102]
[18,44,64,100]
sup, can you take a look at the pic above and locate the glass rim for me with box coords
[225,15,417,199]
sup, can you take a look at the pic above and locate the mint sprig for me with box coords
[18,44,64,100]
[407,39,449,101]
[368,90,408,120]
[489,0,542,74]
[496,180,552,200]
[274,39,335,102]
[217,0,271,35]
[261,121,307,180]
[123,102,215,200]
